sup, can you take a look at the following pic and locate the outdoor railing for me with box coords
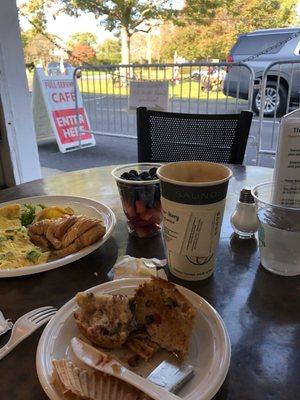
[257,59,300,165]
[73,62,255,140]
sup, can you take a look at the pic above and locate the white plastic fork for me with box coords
[0,306,57,360]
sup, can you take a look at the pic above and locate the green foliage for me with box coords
[20,0,298,65]
[159,0,298,61]
[96,39,121,64]
[61,1,176,34]
[182,0,223,24]
[68,32,97,48]
[20,0,52,33]
[227,0,297,33]
[22,1,177,63]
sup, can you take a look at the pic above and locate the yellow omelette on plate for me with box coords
[0,204,50,270]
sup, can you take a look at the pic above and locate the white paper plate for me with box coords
[36,278,231,400]
[0,195,116,278]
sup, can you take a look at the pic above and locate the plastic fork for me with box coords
[0,306,57,360]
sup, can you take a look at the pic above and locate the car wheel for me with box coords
[252,82,287,118]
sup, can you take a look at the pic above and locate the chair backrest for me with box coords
[137,107,253,164]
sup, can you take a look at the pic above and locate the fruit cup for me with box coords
[112,163,163,238]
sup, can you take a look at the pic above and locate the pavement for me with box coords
[38,96,277,177]
[39,135,138,175]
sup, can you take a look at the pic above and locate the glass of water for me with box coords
[252,182,300,276]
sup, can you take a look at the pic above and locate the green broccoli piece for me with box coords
[20,204,37,227]
[26,250,41,262]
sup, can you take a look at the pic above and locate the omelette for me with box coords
[0,204,49,270]
[0,202,105,271]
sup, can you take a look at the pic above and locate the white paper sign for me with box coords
[129,81,169,111]
[32,68,95,153]
[272,108,300,207]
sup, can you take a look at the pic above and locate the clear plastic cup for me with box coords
[112,163,163,238]
[252,182,300,276]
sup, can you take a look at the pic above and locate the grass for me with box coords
[26,66,232,101]
[78,76,229,100]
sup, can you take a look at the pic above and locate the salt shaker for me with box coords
[230,188,259,238]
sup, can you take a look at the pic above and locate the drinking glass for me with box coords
[112,163,162,238]
[252,182,300,276]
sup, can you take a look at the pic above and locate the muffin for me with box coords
[74,292,134,349]
[126,330,160,361]
[133,278,196,358]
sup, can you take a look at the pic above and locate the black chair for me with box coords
[137,107,253,164]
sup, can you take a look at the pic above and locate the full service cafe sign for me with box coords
[32,68,95,153]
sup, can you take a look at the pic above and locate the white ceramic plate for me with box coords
[0,195,116,278]
[36,278,231,400]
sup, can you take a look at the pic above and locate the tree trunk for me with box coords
[121,26,130,64]
[146,29,152,64]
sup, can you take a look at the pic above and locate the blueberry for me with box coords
[120,172,131,180]
[129,169,138,176]
[146,314,154,324]
[149,167,157,176]
[128,173,138,180]
[139,171,150,180]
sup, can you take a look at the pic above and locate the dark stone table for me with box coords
[0,165,299,400]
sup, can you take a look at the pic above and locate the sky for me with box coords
[19,7,113,43]
[18,1,185,44]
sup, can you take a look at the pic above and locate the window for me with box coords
[293,40,300,56]
[232,33,291,55]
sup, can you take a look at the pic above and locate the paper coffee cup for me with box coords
[157,161,232,281]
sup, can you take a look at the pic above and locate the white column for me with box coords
[0,0,41,185]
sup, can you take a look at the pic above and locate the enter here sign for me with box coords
[32,68,95,153]
[52,109,91,145]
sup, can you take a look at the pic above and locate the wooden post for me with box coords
[0,0,41,185]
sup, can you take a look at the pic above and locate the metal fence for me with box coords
[75,61,300,166]
[256,59,300,165]
[73,62,255,140]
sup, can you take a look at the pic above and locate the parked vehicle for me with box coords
[223,28,300,117]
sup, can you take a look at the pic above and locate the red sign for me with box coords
[52,108,93,145]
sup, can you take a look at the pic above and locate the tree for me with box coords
[130,32,148,63]
[158,0,298,61]
[226,0,297,34]
[22,0,176,64]
[97,39,121,64]
[68,32,97,48]
[22,29,56,67]
[69,43,96,64]
[20,0,50,33]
